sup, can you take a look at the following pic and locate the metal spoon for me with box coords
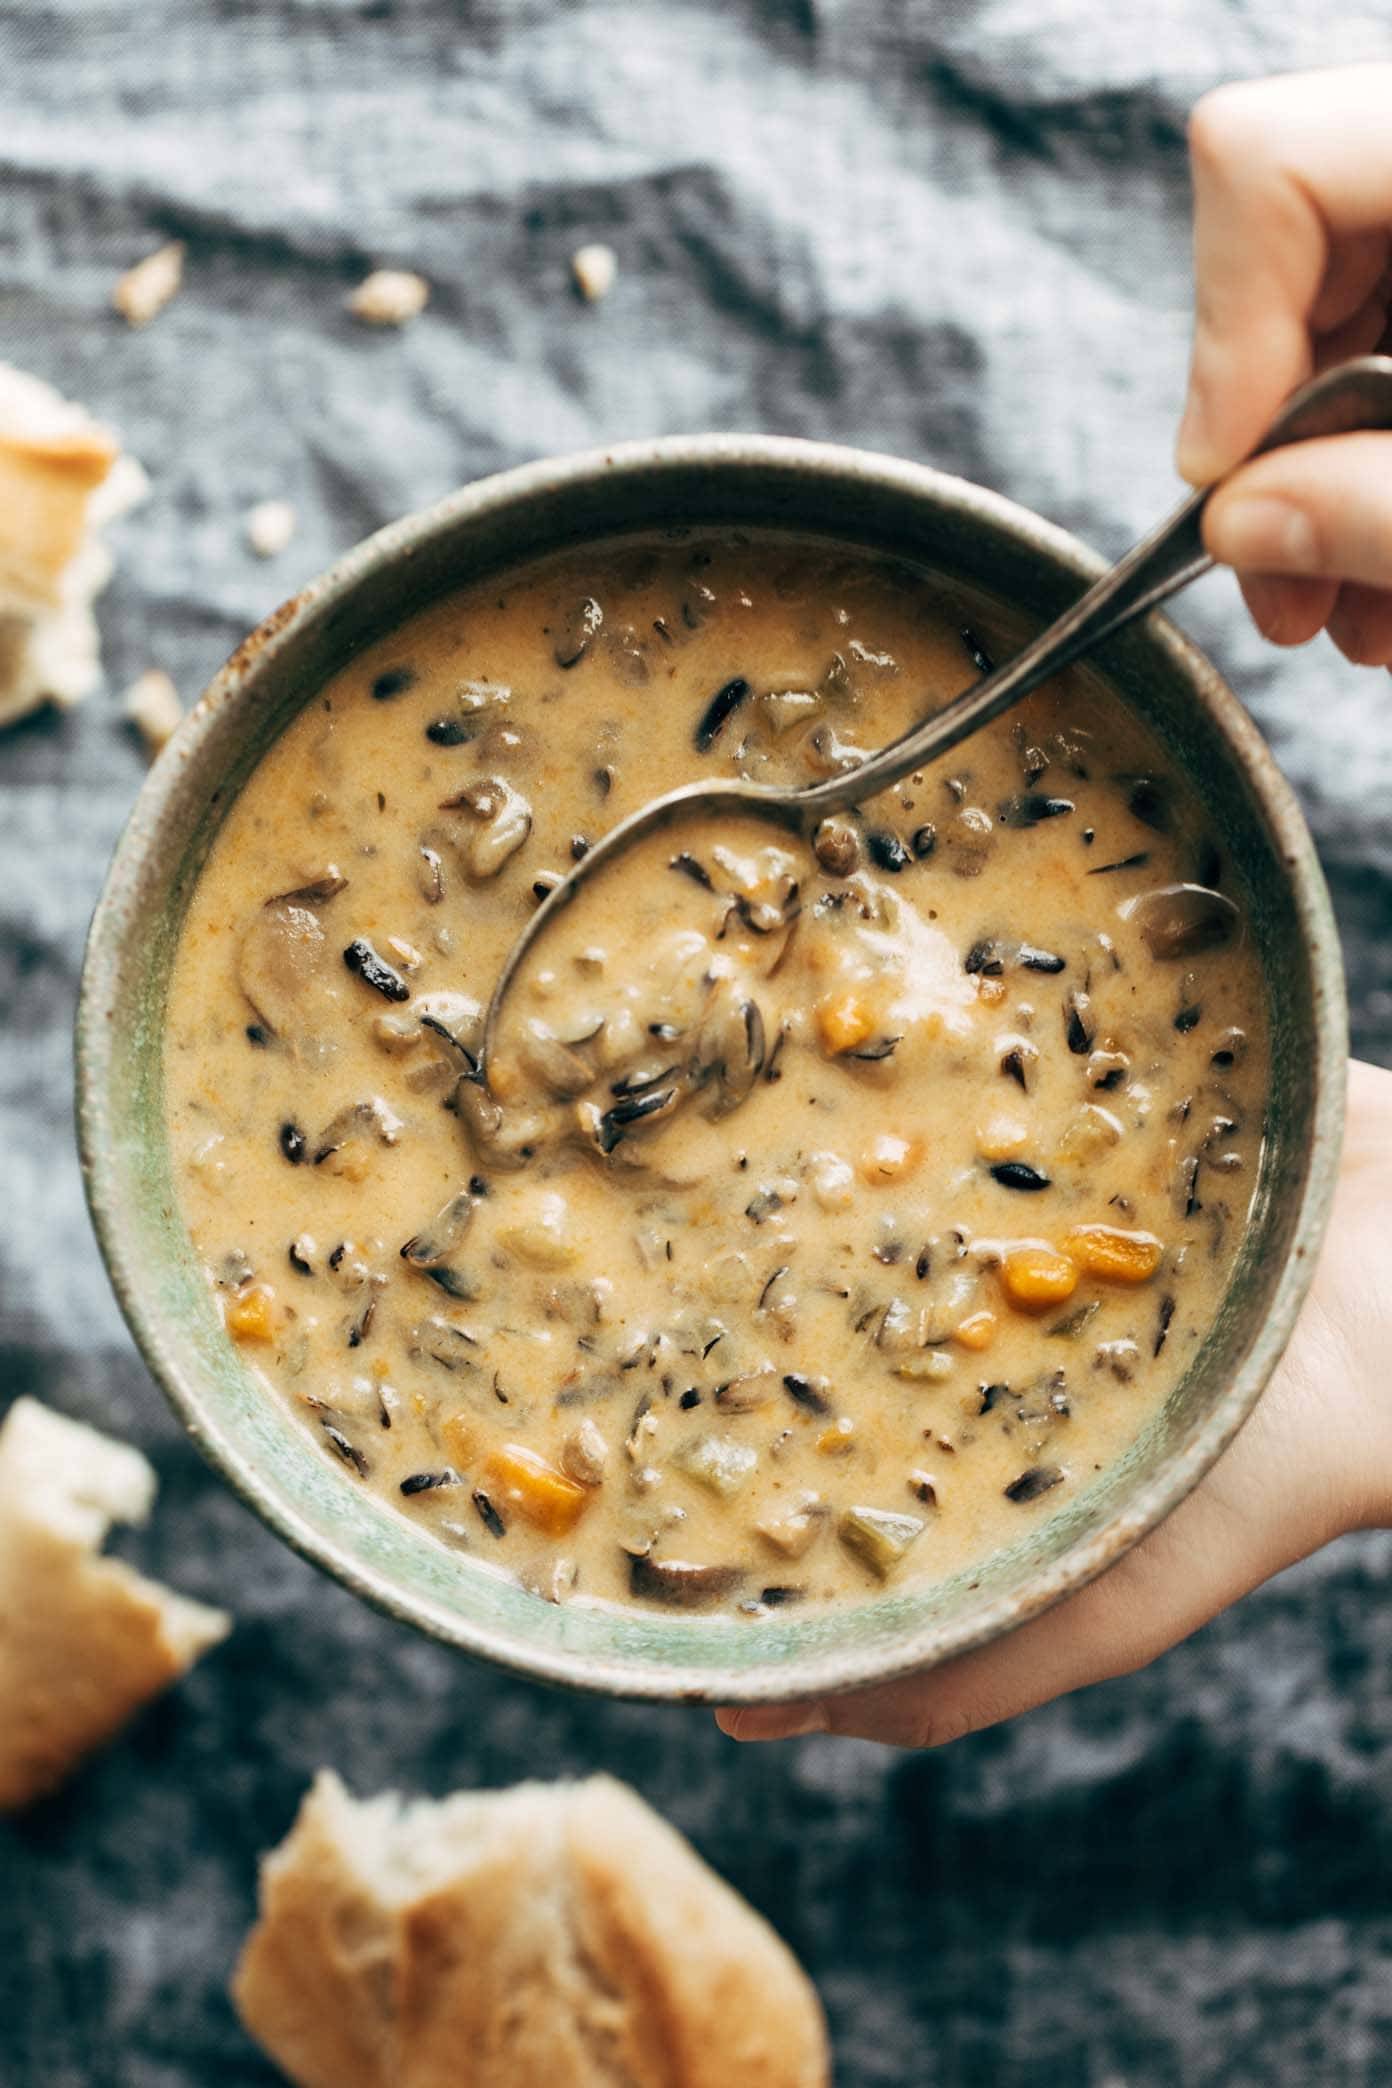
[483,354,1392,1076]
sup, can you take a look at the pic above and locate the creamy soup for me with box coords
[166,533,1267,1616]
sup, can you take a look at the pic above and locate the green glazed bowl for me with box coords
[76,436,1347,1705]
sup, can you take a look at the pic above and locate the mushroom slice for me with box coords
[274,867,348,905]
[560,1418,609,1486]
[400,1190,476,1269]
[627,1554,746,1607]
[453,1077,559,1170]
[554,597,603,669]
[693,991,766,1118]
[440,776,533,880]
[237,898,335,1039]
[517,1021,595,1101]
[1121,883,1240,961]
[312,1097,404,1166]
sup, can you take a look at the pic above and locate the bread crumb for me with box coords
[112,241,185,328]
[571,242,617,302]
[245,499,297,559]
[347,269,430,327]
[124,668,182,755]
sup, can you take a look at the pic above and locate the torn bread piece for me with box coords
[0,1397,230,1810]
[0,363,147,728]
[234,1770,830,2088]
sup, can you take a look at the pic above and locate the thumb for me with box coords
[1203,431,1392,590]
[716,1512,1225,1749]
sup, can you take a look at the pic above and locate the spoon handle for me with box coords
[794,353,1392,821]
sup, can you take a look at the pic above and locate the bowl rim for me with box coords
[76,431,1348,1704]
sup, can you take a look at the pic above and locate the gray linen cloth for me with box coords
[2,3,1390,2082]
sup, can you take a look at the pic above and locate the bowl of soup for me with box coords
[76,436,1346,1704]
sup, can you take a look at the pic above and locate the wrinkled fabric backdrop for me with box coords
[3,4,1391,2083]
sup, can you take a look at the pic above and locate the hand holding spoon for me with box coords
[483,355,1392,1079]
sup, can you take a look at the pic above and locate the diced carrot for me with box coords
[816,991,877,1054]
[953,1309,997,1352]
[1000,1246,1079,1313]
[479,1443,590,1535]
[441,1413,480,1469]
[859,1132,922,1184]
[1062,1224,1163,1284]
[225,1284,278,1343]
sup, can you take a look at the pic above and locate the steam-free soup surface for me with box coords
[166,533,1267,1615]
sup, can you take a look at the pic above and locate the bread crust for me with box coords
[0,363,147,724]
[0,1398,230,1810]
[234,1772,830,2087]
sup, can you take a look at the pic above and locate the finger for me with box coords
[1238,572,1339,647]
[718,1284,1373,1750]
[717,1524,1197,1749]
[715,1703,828,1741]
[720,1070,1392,1749]
[1310,227,1389,334]
[717,1460,1265,1749]
[1313,281,1392,370]
[1203,432,1392,589]
[1326,580,1392,666]
[1177,67,1392,484]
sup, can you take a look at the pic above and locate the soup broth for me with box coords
[166,533,1267,1616]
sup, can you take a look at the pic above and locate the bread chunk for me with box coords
[234,1769,830,2087]
[0,363,147,727]
[0,1398,229,1809]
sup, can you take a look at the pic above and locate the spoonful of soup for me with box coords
[481,355,1392,1102]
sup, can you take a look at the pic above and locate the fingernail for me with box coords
[718,1704,828,1742]
[1211,497,1319,573]
[772,1706,829,1739]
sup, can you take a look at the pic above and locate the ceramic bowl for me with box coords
[76,436,1347,1704]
